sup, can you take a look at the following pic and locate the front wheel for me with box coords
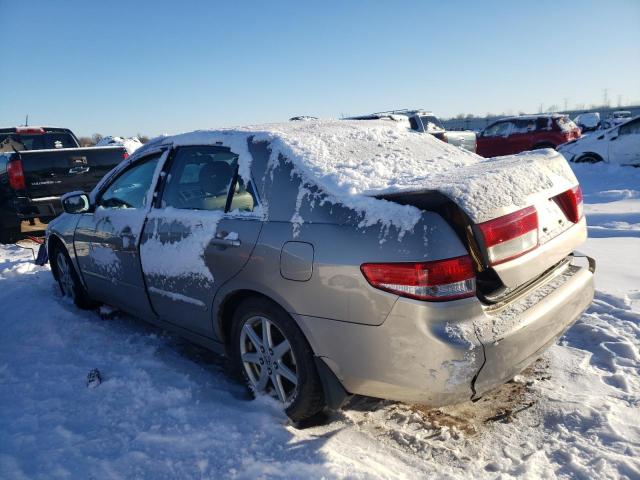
[230,297,326,422]
[574,153,603,164]
[53,246,96,310]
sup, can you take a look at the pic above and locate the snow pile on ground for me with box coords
[0,163,638,479]
[97,136,143,154]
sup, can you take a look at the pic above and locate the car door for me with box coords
[507,118,536,154]
[609,119,640,165]
[140,145,263,337]
[477,121,512,157]
[74,150,167,319]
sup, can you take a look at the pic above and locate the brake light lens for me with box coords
[554,185,583,223]
[7,158,26,190]
[15,127,45,134]
[477,206,538,266]
[361,255,475,301]
[122,152,129,160]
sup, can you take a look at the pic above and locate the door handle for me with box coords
[210,237,241,247]
[69,166,90,174]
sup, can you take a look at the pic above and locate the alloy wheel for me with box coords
[56,251,75,300]
[239,315,298,404]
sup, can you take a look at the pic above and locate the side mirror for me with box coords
[62,191,91,214]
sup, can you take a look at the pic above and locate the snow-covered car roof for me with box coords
[495,114,567,122]
[126,119,576,231]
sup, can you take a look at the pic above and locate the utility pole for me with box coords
[617,95,622,108]
[25,114,29,126]
[563,98,568,112]
[603,89,609,107]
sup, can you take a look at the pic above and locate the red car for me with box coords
[476,114,581,157]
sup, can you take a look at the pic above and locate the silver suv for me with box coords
[47,120,595,422]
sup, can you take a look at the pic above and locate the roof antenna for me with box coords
[25,114,29,126]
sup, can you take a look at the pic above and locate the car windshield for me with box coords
[0,132,77,150]
[419,115,445,131]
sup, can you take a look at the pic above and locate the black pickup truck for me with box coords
[0,126,128,243]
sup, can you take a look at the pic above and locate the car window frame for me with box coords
[483,121,512,138]
[155,144,262,216]
[619,119,640,136]
[95,150,165,210]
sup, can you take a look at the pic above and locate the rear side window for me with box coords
[511,119,536,134]
[535,117,551,130]
[99,154,162,209]
[162,145,256,212]
[483,122,511,137]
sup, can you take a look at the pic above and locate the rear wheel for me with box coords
[230,297,325,422]
[52,245,96,310]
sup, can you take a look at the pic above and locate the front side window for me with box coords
[162,145,256,212]
[99,154,161,209]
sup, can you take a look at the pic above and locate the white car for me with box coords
[558,116,640,166]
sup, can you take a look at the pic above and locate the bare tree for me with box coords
[92,133,103,144]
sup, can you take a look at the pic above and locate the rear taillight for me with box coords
[7,158,26,190]
[361,255,476,301]
[554,185,583,223]
[477,206,538,266]
[122,152,129,160]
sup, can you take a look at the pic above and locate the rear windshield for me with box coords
[0,132,77,150]
[419,116,445,131]
[554,116,578,132]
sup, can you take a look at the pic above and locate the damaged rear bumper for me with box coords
[295,255,595,406]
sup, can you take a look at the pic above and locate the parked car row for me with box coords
[44,119,596,422]
[348,110,477,152]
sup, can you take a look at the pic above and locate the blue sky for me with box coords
[1,0,639,137]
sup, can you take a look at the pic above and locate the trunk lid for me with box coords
[377,150,586,291]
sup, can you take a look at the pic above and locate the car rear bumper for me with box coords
[295,255,595,406]
[14,196,62,219]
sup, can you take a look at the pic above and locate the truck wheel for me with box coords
[52,244,96,310]
[230,297,326,423]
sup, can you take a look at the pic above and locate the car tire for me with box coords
[574,153,603,164]
[230,297,326,422]
[52,244,97,310]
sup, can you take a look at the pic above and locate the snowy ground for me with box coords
[1,163,639,479]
